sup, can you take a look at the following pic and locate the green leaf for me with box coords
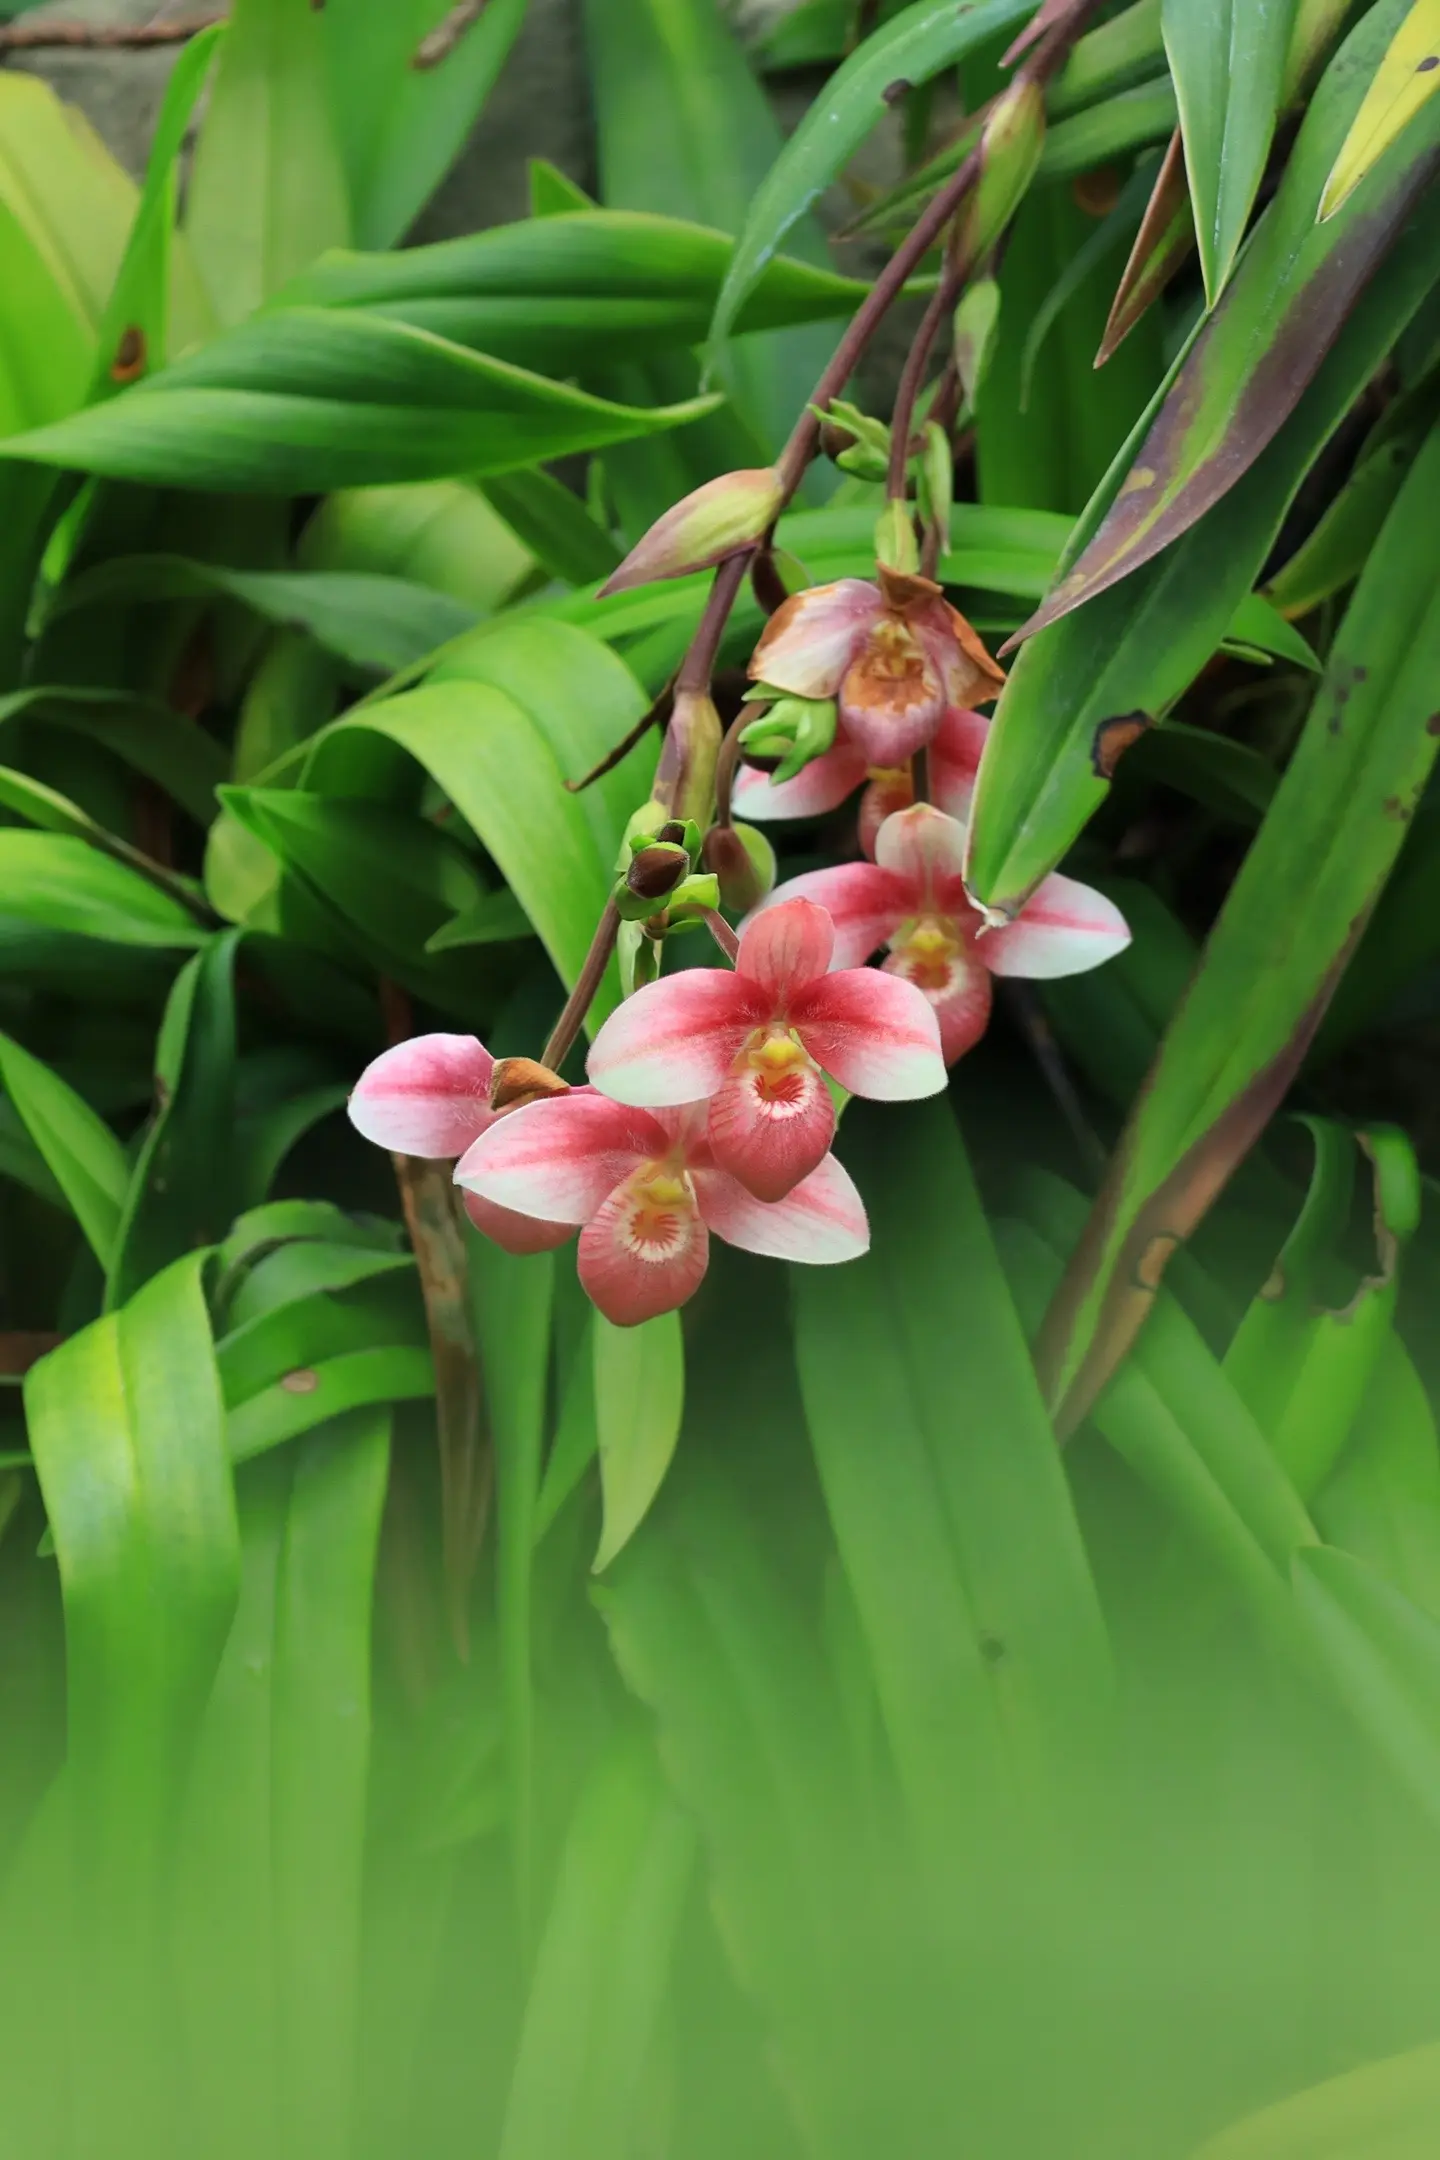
[24,1253,239,2084]
[185,0,350,326]
[497,1740,695,2160]
[1163,0,1301,303]
[1189,2037,1440,2160]
[313,620,656,1022]
[792,1102,1110,1860]
[302,477,534,610]
[106,931,243,1310]
[50,555,481,676]
[1320,0,1440,219]
[0,310,723,495]
[325,0,531,250]
[0,1029,128,1264]
[90,21,224,392]
[477,470,623,587]
[592,1310,684,1572]
[217,1274,424,1411]
[227,1349,433,1461]
[0,759,205,905]
[0,830,207,949]
[1009,0,1440,651]
[708,0,1034,350]
[966,186,1440,912]
[1037,419,1440,1430]
[1320,1338,1440,1621]
[424,887,533,953]
[280,208,871,369]
[1293,1543,1440,1829]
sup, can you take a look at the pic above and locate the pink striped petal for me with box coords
[883,943,992,1065]
[454,1093,665,1223]
[577,1170,710,1325]
[736,896,834,1006]
[753,864,912,969]
[694,1153,870,1265]
[586,967,759,1106]
[789,967,946,1099]
[873,803,969,915]
[930,707,990,824]
[730,739,868,822]
[980,872,1132,980]
[461,1190,576,1255]
[348,1033,494,1159]
[749,579,883,700]
[706,1045,835,1202]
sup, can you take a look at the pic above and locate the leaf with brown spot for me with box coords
[1096,129,1195,366]
[1010,0,1440,650]
[1038,416,1440,1430]
[1090,711,1150,778]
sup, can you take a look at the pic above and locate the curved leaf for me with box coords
[0,830,206,948]
[1320,0,1440,219]
[592,1310,684,1572]
[0,1029,129,1264]
[1163,0,1301,303]
[708,0,1034,349]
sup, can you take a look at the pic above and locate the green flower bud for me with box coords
[955,77,1046,274]
[598,468,784,596]
[874,499,920,576]
[704,821,776,914]
[663,870,721,922]
[739,694,838,784]
[618,919,661,996]
[953,279,1001,407]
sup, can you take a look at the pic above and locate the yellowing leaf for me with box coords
[1319,0,1440,219]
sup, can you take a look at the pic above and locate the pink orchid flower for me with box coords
[732,705,990,857]
[584,896,945,1202]
[455,1096,868,1327]
[348,1033,573,1255]
[758,804,1131,1065]
[748,566,1005,768]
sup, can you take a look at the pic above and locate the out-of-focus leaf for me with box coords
[312,620,655,1023]
[793,1101,1110,1859]
[1320,0,1440,219]
[90,22,223,394]
[1008,0,1440,649]
[1293,1544,1440,1829]
[1164,0,1301,303]
[425,888,532,953]
[708,0,1034,349]
[302,479,534,610]
[465,1233,555,1943]
[228,1351,433,1462]
[280,209,870,370]
[185,0,350,326]
[586,0,839,471]
[1223,591,1322,667]
[25,1253,238,2141]
[0,831,206,949]
[477,471,622,587]
[497,1739,694,2160]
[592,1310,684,1573]
[1224,1122,1420,1502]
[325,0,530,250]
[106,930,242,1310]
[0,1029,128,1265]
[217,1272,423,1410]
[1036,419,1440,1432]
[50,555,480,677]
[966,186,1440,912]
[0,312,723,495]
[1189,2037,1440,2160]
[1321,1337,1440,1621]
[0,759,207,904]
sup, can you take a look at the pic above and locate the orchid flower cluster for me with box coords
[349,479,1131,1326]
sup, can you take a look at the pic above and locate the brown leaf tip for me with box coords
[110,325,146,383]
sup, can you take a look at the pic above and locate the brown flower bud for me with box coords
[626,842,691,903]
[489,1057,571,1112]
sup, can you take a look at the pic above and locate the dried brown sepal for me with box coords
[488,1057,572,1112]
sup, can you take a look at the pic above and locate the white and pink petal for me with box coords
[789,967,946,1100]
[348,1033,495,1159]
[979,872,1132,980]
[586,967,761,1106]
[751,864,912,970]
[694,1153,870,1266]
[735,896,834,1008]
[461,1190,576,1256]
[749,579,883,700]
[730,739,869,822]
[455,1092,665,1224]
[577,1173,710,1325]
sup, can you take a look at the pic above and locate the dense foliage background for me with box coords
[1,0,1440,2153]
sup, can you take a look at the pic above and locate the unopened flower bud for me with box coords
[489,1056,570,1112]
[598,468,784,597]
[653,689,722,825]
[874,499,920,576]
[703,820,776,913]
[812,397,891,473]
[953,279,1001,407]
[955,77,1046,274]
[739,694,837,783]
[663,870,721,920]
[623,841,691,909]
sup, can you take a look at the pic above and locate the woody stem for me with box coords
[701,909,741,964]
[885,255,963,500]
[713,709,751,832]
[539,900,621,1072]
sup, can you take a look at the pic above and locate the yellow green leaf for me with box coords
[1319,0,1440,219]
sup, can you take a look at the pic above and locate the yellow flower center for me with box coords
[896,914,963,994]
[741,1028,815,1110]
